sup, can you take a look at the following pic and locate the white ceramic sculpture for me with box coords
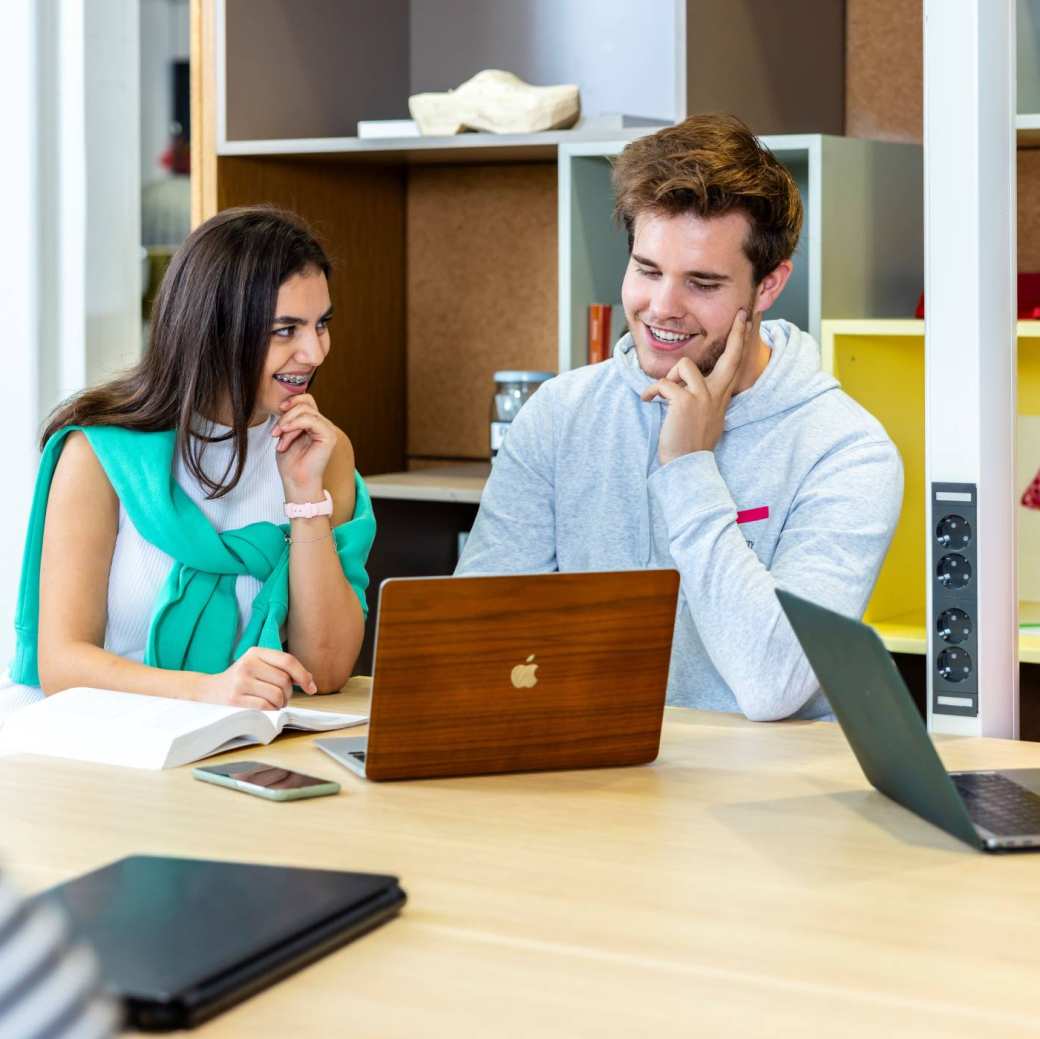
[408,70,581,136]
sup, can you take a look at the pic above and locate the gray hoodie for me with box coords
[456,320,903,721]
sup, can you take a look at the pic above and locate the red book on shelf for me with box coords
[588,303,612,364]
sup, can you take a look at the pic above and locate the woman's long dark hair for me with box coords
[41,205,331,498]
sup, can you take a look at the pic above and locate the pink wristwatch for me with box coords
[283,490,333,520]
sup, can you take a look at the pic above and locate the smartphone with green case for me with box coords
[192,760,340,801]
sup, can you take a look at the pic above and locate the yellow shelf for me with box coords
[821,318,1040,370]
[871,603,1040,664]
[870,610,930,656]
[821,319,1040,664]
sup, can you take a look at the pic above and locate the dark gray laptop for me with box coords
[35,855,405,1030]
[777,589,1040,852]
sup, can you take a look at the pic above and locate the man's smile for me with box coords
[645,323,699,349]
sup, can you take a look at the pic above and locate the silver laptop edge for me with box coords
[316,736,368,779]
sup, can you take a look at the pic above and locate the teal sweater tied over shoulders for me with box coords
[10,425,376,686]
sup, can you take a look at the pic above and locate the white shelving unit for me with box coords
[200,0,931,476]
[212,0,846,151]
[216,129,650,165]
[557,135,925,373]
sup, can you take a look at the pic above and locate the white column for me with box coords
[82,0,142,385]
[0,0,140,664]
[53,0,141,398]
[924,0,1018,736]
[0,2,44,665]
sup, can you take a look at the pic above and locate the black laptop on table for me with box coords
[34,855,405,1031]
[777,589,1040,853]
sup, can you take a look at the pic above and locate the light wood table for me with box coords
[5,680,1040,1037]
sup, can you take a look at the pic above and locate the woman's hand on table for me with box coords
[194,647,318,710]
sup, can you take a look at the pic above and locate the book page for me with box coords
[0,688,268,770]
[167,706,365,766]
[204,734,262,756]
[275,705,367,732]
[83,692,246,735]
[165,709,271,768]
[0,688,365,770]
[0,688,201,769]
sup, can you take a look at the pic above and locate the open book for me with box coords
[0,687,367,770]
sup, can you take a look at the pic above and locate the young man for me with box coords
[456,114,903,721]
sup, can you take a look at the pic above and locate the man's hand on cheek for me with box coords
[640,308,750,465]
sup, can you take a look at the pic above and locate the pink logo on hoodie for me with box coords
[736,506,770,525]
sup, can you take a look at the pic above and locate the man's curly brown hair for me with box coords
[612,113,803,284]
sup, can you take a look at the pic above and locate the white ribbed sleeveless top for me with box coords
[0,417,287,722]
[104,415,286,661]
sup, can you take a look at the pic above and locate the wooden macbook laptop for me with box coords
[316,570,680,781]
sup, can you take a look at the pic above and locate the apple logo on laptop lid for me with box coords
[511,655,539,689]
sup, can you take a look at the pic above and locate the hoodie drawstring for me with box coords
[643,402,663,566]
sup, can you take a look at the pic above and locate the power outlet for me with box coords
[931,483,978,716]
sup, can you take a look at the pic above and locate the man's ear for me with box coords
[752,260,793,314]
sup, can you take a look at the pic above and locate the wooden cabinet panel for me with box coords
[216,156,408,475]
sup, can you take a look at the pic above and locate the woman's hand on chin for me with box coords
[271,393,340,500]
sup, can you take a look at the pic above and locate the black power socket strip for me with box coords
[931,482,979,717]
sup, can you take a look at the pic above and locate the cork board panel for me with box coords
[406,163,557,461]
[847,3,1040,267]
[1020,150,1040,271]
[846,0,922,143]
[216,156,407,476]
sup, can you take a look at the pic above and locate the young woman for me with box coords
[1,206,375,719]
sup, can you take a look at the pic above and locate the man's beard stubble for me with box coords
[694,334,728,377]
[694,294,756,378]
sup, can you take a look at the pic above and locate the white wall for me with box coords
[410,0,680,122]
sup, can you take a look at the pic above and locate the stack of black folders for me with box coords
[34,855,406,1031]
